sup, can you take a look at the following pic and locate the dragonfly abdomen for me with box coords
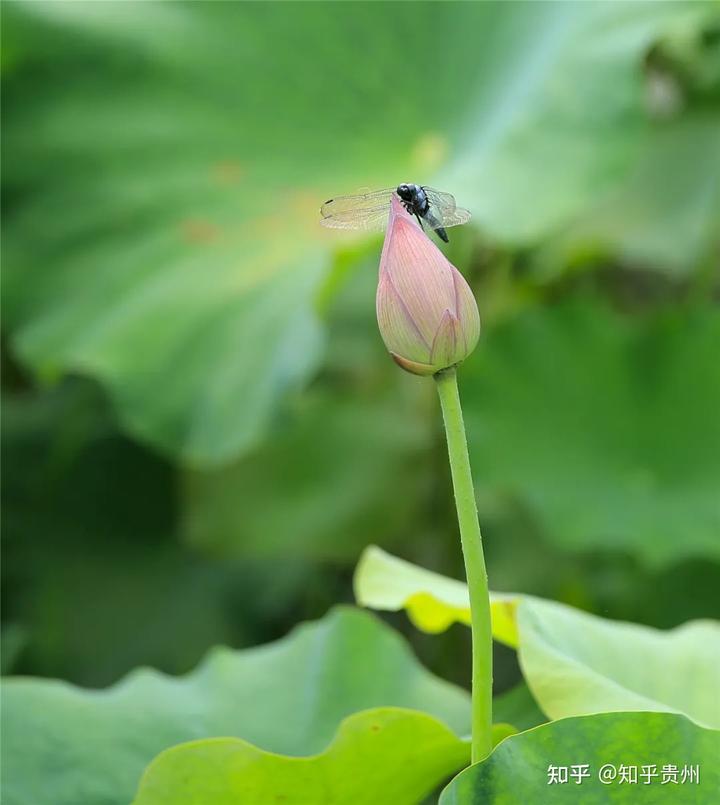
[417,205,448,243]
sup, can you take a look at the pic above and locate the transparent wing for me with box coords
[319,206,391,232]
[423,187,457,213]
[423,187,472,229]
[320,187,395,231]
[435,207,472,228]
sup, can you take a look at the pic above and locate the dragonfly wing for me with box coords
[436,207,472,228]
[319,207,391,232]
[423,187,457,212]
[423,187,471,229]
[320,187,395,231]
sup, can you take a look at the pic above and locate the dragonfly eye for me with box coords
[396,184,411,200]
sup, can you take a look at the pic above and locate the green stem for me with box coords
[434,366,493,762]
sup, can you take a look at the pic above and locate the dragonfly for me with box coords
[320,183,471,243]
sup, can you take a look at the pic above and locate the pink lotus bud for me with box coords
[376,195,480,376]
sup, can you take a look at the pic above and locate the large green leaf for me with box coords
[133,708,469,805]
[3,2,715,464]
[517,596,720,729]
[440,712,720,804]
[0,607,470,805]
[354,547,720,729]
[462,301,720,567]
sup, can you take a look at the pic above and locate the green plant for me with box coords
[3,2,719,803]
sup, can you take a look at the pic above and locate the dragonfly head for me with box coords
[396,183,414,202]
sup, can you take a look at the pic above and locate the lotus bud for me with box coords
[376,195,480,376]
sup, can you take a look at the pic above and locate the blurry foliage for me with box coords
[2,608,470,805]
[183,249,436,561]
[1,377,344,684]
[3,1,719,464]
[183,387,433,561]
[517,597,720,728]
[356,547,720,729]
[463,299,720,568]
[2,0,720,705]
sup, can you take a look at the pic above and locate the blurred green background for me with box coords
[2,1,719,695]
